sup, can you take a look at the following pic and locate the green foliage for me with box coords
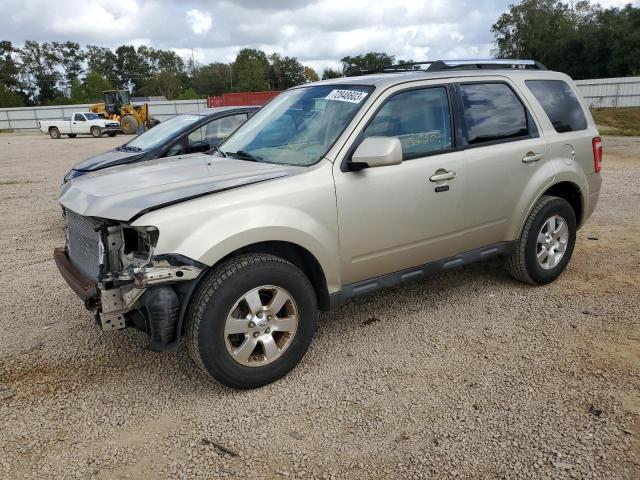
[176,88,199,100]
[0,84,24,107]
[269,53,305,90]
[191,62,232,96]
[492,1,640,79]
[321,68,342,80]
[232,48,270,91]
[302,66,319,83]
[340,52,395,76]
[139,71,183,100]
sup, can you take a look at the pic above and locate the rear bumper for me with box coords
[53,247,98,308]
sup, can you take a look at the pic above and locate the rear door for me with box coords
[453,80,551,251]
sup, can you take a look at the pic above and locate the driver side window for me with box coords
[363,87,452,159]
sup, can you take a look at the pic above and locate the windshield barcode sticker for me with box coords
[325,90,368,103]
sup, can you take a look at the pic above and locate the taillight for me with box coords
[592,137,602,173]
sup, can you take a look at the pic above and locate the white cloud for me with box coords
[1,0,638,75]
[186,9,212,35]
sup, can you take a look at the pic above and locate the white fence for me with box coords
[575,77,640,108]
[0,99,208,131]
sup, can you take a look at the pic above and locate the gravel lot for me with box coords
[0,133,638,480]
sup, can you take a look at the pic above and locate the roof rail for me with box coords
[357,59,547,75]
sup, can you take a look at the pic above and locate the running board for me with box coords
[328,241,516,309]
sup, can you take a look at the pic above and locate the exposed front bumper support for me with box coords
[53,247,99,309]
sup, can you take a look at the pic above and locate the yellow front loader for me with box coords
[89,90,159,135]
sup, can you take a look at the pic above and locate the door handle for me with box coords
[429,169,456,182]
[522,152,544,163]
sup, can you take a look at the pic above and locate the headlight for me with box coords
[120,226,159,269]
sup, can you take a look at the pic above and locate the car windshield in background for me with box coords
[219,85,373,166]
[125,115,201,152]
[84,113,100,120]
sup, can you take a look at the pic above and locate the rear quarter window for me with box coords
[525,80,588,133]
[459,83,530,145]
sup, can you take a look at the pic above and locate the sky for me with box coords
[0,0,637,73]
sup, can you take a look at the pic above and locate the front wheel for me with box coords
[507,195,576,285]
[90,126,102,138]
[186,254,318,389]
[107,132,117,137]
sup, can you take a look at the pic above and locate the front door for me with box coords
[334,85,467,285]
[72,113,90,134]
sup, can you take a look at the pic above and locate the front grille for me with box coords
[65,209,103,281]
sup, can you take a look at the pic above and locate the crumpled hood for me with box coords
[72,148,146,172]
[58,154,303,222]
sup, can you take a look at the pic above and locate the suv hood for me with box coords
[59,154,303,222]
[72,148,146,172]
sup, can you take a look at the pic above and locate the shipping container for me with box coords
[207,91,280,108]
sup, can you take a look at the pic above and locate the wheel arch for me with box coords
[542,181,584,227]
[213,240,331,311]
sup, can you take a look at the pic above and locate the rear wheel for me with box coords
[148,116,160,128]
[49,127,61,139]
[507,195,576,285]
[120,115,138,135]
[186,253,318,389]
[90,126,102,138]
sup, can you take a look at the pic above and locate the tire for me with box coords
[148,116,161,128]
[507,195,577,285]
[120,115,138,135]
[68,134,77,138]
[107,132,117,137]
[186,253,318,389]
[90,126,102,138]
[49,127,61,139]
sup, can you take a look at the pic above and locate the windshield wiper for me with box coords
[227,150,263,162]
[207,145,226,157]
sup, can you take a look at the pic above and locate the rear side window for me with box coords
[363,87,452,159]
[526,80,588,133]
[459,83,529,145]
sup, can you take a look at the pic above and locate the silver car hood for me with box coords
[59,154,303,222]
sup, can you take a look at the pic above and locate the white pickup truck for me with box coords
[39,112,121,139]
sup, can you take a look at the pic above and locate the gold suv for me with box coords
[55,59,602,388]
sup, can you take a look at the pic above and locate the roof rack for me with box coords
[357,59,547,75]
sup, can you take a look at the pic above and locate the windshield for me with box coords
[84,113,100,120]
[219,85,373,166]
[125,114,201,151]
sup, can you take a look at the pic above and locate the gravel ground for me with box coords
[0,133,638,480]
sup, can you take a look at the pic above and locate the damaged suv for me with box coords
[55,60,602,389]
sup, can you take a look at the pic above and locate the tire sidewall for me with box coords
[523,198,577,284]
[50,128,60,139]
[91,126,101,138]
[194,259,317,388]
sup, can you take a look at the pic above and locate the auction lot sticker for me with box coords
[325,90,369,103]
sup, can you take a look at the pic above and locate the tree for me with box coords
[232,48,270,91]
[269,53,305,90]
[302,66,319,83]
[68,71,113,104]
[0,41,20,90]
[340,52,395,76]
[86,45,118,86]
[18,40,62,104]
[321,68,342,80]
[176,88,199,100]
[0,85,24,107]
[115,45,150,93]
[190,62,232,96]
[140,71,182,99]
[51,41,85,94]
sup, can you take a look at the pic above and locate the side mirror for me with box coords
[350,136,403,170]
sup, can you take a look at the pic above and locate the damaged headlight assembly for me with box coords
[95,223,203,339]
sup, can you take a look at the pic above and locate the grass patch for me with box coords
[591,107,640,136]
